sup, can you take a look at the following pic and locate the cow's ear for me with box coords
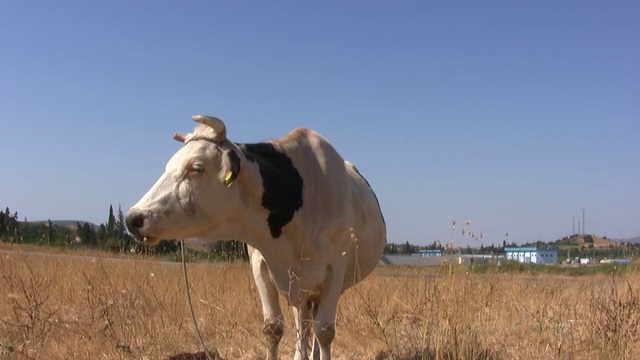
[223,150,241,188]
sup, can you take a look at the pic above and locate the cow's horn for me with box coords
[192,115,227,141]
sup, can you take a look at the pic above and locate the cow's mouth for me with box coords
[140,236,160,246]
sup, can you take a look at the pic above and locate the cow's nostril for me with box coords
[126,212,146,236]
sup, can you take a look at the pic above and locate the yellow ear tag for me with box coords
[224,171,234,188]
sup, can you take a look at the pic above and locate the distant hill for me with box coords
[613,236,640,244]
[555,234,619,248]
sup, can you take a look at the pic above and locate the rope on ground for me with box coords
[180,239,214,360]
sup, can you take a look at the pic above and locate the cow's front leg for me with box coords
[249,248,284,360]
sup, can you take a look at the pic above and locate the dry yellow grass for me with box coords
[1,244,639,359]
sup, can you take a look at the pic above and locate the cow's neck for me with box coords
[210,148,315,300]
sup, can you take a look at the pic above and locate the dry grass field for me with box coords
[1,244,639,360]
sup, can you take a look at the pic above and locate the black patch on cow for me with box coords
[238,143,304,238]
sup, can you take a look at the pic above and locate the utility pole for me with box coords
[573,217,575,235]
[582,208,586,235]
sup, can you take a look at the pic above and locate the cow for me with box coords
[126,115,386,360]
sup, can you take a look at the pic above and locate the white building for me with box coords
[504,247,558,264]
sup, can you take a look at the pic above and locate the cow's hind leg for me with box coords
[312,301,337,360]
[293,303,314,360]
[312,264,344,360]
[249,248,284,360]
[310,303,321,360]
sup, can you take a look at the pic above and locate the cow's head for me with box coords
[126,115,242,245]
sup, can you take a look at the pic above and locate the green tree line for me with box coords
[1,205,248,260]
[0,205,134,251]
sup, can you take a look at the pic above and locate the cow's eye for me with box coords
[189,163,204,175]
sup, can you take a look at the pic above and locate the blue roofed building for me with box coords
[419,249,443,257]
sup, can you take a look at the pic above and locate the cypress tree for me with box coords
[107,205,115,239]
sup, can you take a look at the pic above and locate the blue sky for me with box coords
[1,1,638,246]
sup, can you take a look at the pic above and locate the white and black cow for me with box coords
[126,115,386,360]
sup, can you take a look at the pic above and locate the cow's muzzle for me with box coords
[125,210,158,245]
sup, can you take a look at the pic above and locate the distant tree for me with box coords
[46,219,53,245]
[86,222,97,246]
[19,221,40,244]
[115,205,132,252]
[0,209,5,236]
[77,221,96,246]
[76,221,82,239]
[0,208,7,239]
[384,243,398,254]
[97,204,133,252]
[0,207,20,243]
[97,224,107,242]
[115,205,126,239]
[107,205,116,238]
[401,241,412,254]
[117,205,131,247]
